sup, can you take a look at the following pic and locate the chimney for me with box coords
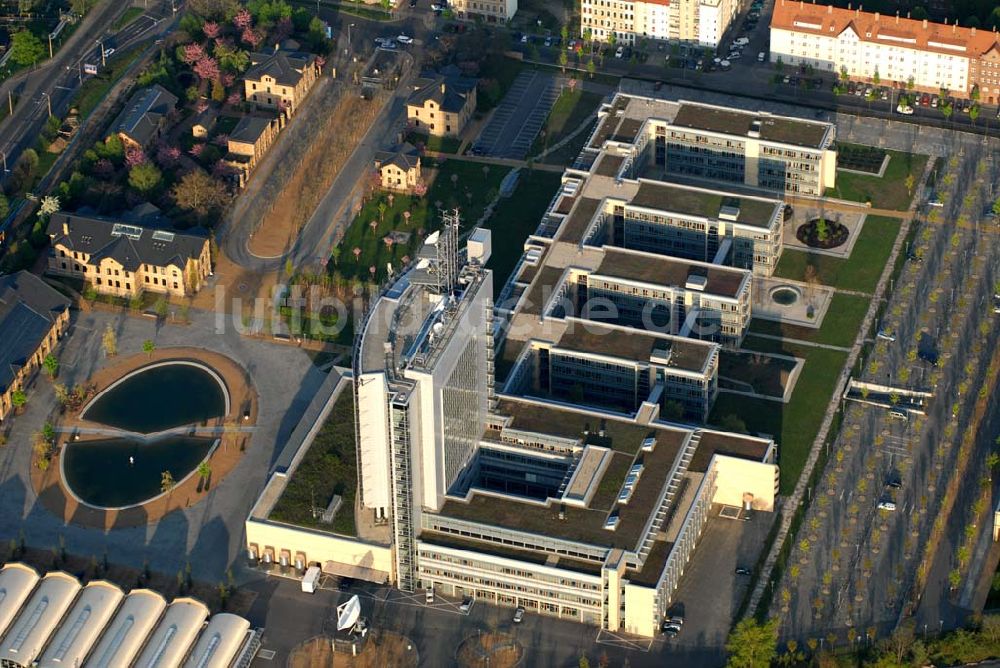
[62,219,69,236]
[828,4,832,13]
[874,12,879,22]
[923,18,928,29]
[440,82,446,94]
[971,27,977,37]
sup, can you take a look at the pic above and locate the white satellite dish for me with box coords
[337,595,361,631]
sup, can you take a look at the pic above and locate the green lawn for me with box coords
[825,146,928,211]
[71,44,146,118]
[775,215,902,293]
[710,344,848,494]
[529,88,604,158]
[748,292,870,348]
[334,159,510,283]
[112,7,144,29]
[484,170,563,296]
[405,131,462,154]
[269,388,358,536]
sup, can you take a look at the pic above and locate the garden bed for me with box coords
[835,143,887,174]
[796,218,848,249]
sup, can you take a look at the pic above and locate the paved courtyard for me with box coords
[0,305,329,583]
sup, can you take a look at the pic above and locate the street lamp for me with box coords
[97,39,106,67]
[348,23,356,48]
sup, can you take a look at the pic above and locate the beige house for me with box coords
[243,50,319,115]
[406,75,477,138]
[110,84,178,149]
[191,108,218,139]
[374,143,421,192]
[0,272,70,421]
[225,115,282,187]
[448,0,518,22]
[46,213,212,298]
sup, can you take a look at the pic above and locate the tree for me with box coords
[102,324,117,357]
[197,461,211,480]
[586,59,596,79]
[558,50,568,73]
[719,414,748,434]
[189,0,239,19]
[725,618,778,668]
[905,173,915,196]
[9,31,46,67]
[992,197,1000,218]
[128,163,162,195]
[172,170,230,217]
[872,69,880,86]
[142,339,155,357]
[160,470,176,493]
[11,389,26,411]
[42,353,58,378]
[970,104,980,125]
[0,194,9,221]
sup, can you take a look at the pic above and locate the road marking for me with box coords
[595,629,653,652]
[257,649,276,660]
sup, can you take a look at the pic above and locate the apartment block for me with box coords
[448,0,518,22]
[581,0,738,48]
[770,0,1000,101]
[243,49,320,115]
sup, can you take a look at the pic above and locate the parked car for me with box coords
[544,37,552,47]
[896,104,914,115]
[615,45,625,58]
[103,47,116,58]
[426,587,435,603]
[920,93,930,106]
[918,350,939,366]
[758,51,766,62]
[887,479,902,490]
[397,34,413,44]
[876,329,896,342]
[513,606,525,623]
[930,94,939,107]
[520,34,528,43]
[889,409,908,421]
[735,567,751,576]
[878,501,897,511]
[459,597,473,612]
[662,623,680,637]
[431,3,445,10]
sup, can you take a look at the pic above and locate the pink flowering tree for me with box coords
[93,158,115,179]
[241,28,262,48]
[182,43,206,65]
[212,133,229,147]
[156,145,181,167]
[226,91,242,105]
[233,8,252,30]
[212,160,234,178]
[202,21,221,39]
[190,143,205,157]
[193,56,220,81]
[315,55,326,71]
[221,73,235,87]
[124,146,147,168]
[195,100,210,114]
[274,17,293,41]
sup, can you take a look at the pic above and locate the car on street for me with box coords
[878,501,897,511]
[459,598,473,612]
[931,94,939,107]
[513,606,525,623]
[887,479,902,490]
[520,34,528,43]
[758,51,766,62]
[103,47,116,58]
[544,37,552,47]
[426,588,435,603]
[662,623,680,637]
[431,3,445,11]
[728,52,741,60]
[615,46,625,58]
[735,36,750,45]
[397,35,413,44]
[876,329,896,342]
[993,296,1000,314]
[735,567,751,576]
[888,409,908,421]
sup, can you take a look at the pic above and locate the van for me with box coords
[889,409,908,421]
[301,566,321,594]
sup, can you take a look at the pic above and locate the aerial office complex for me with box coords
[580,0,739,49]
[769,0,1000,101]
[246,94,840,638]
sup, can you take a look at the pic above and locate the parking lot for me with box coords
[472,70,560,159]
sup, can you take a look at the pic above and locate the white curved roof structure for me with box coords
[133,596,209,668]
[0,563,39,640]
[0,571,80,668]
[182,613,251,668]
[37,580,124,668]
[87,588,167,668]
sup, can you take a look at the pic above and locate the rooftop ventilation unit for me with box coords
[718,205,741,221]
[685,273,708,291]
[110,223,143,240]
[748,119,762,138]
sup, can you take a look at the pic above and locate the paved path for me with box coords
[744,332,851,353]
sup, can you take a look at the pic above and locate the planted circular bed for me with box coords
[796,218,848,249]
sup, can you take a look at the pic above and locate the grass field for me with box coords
[749,292,870,348]
[485,170,562,295]
[775,215,903,293]
[405,131,462,154]
[825,146,927,211]
[711,343,848,494]
[529,88,604,158]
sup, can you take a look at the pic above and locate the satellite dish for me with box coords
[337,595,361,631]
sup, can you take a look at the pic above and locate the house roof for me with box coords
[407,75,477,113]
[245,50,315,87]
[110,84,178,147]
[47,212,207,274]
[0,272,69,394]
[375,142,420,171]
[229,115,275,144]
[770,0,1000,60]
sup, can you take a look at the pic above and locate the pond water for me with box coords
[81,363,226,434]
[63,436,214,508]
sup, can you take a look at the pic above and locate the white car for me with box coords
[103,47,116,58]
[615,46,624,58]
[397,35,413,44]
[728,52,741,60]
[431,3,444,10]
[876,329,896,342]
[896,104,914,115]
[735,36,750,45]
[513,606,525,623]
[877,501,897,511]
[520,34,528,43]
[757,51,766,62]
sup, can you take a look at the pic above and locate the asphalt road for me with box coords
[0,0,178,193]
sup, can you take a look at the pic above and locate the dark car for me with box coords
[409,0,417,6]
[918,350,939,366]
[735,567,752,576]
[662,622,681,637]
[338,577,354,591]
[887,479,902,490]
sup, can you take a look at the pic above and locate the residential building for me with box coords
[769,1,1000,101]
[0,272,70,421]
[406,74,478,138]
[243,49,320,114]
[46,212,212,298]
[190,108,218,139]
[226,115,282,187]
[375,142,422,192]
[580,0,738,48]
[109,84,178,149]
[448,0,518,22]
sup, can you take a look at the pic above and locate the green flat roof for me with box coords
[629,182,781,230]
[671,103,831,149]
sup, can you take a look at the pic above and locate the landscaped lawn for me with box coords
[748,292,870,348]
[269,388,358,536]
[529,88,604,158]
[710,343,848,494]
[484,170,563,295]
[333,158,510,283]
[775,215,902,293]
[405,131,462,154]
[825,146,928,211]
[718,350,798,398]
